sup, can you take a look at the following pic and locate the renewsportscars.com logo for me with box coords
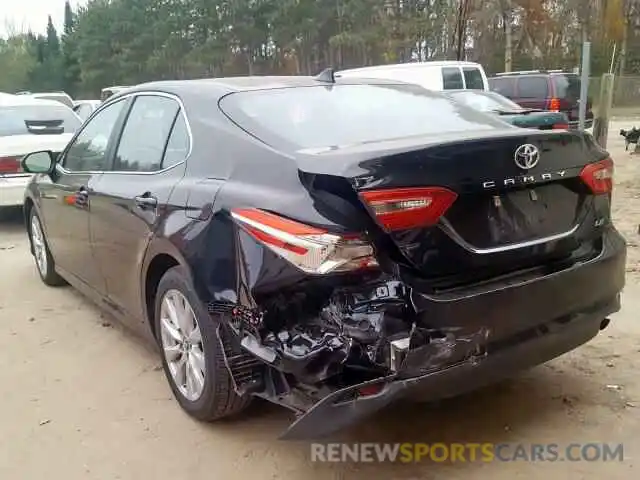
[310,443,625,463]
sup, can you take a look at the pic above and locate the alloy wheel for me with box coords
[30,216,48,276]
[159,289,206,401]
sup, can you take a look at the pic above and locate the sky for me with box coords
[1,0,85,37]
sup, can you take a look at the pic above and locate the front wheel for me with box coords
[154,266,251,420]
[29,209,66,286]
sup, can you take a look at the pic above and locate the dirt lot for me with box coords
[1,123,639,479]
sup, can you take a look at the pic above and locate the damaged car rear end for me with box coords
[180,80,626,439]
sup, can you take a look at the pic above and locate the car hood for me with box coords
[0,133,74,156]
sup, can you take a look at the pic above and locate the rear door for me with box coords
[90,93,189,325]
[513,75,549,110]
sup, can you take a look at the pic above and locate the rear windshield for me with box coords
[552,74,581,99]
[0,104,82,137]
[219,84,505,150]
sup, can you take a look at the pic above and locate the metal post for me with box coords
[593,73,615,148]
[579,42,591,130]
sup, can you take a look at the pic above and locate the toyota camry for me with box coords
[20,72,626,439]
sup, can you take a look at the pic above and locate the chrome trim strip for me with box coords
[439,217,580,255]
[56,90,193,177]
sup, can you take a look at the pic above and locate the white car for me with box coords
[73,99,102,121]
[335,61,490,91]
[0,94,82,208]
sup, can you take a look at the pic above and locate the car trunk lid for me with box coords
[295,129,609,283]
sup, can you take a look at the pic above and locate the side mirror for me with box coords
[21,151,55,174]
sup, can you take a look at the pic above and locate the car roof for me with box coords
[111,75,416,101]
[0,93,71,108]
[340,61,482,72]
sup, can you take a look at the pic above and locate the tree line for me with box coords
[1,0,640,99]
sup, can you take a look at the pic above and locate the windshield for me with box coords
[0,104,82,137]
[447,91,524,112]
[219,84,506,150]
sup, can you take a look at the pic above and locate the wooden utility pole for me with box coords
[503,0,513,72]
[454,0,472,60]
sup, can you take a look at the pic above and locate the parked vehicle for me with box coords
[336,61,489,91]
[444,89,570,130]
[0,95,81,208]
[21,74,625,439]
[488,70,593,128]
[73,100,102,121]
[100,86,130,101]
[23,91,75,109]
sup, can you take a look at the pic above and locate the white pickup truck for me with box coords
[0,94,82,209]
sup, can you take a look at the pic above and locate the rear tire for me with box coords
[29,209,66,287]
[154,266,251,420]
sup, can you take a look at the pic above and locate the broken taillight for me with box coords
[0,156,22,174]
[359,187,458,231]
[231,208,377,274]
[579,158,614,195]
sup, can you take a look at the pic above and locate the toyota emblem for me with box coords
[514,144,540,170]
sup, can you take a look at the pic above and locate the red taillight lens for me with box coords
[579,158,614,195]
[231,208,377,274]
[359,187,458,231]
[552,123,569,130]
[0,156,22,174]
[549,98,561,112]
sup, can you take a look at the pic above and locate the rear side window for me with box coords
[113,95,180,172]
[552,75,581,99]
[463,68,485,89]
[517,77,549,98]
[0,105,82,137]
[162,113,190,168]
[219,84,507,151]
[490,77,516,97]
[442,67,464,89]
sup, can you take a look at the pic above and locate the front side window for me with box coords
[490,77,516,98]
[463,68,485,90]
[62,100,126,172]
[112,95,180,172]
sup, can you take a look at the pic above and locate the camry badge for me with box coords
[514,144,540,170]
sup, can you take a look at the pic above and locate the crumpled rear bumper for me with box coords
[280,228,625,440]
[281,300,615,440]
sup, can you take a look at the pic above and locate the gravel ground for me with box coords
[0,123,639,479]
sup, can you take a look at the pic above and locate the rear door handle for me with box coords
[134,194,158,209]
